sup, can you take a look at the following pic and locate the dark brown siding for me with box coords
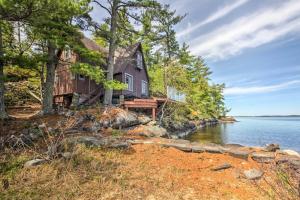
[122,50,149,98]
[74,75,103,95]
[54,65,75,96]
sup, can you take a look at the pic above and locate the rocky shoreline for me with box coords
[1,107,300,198]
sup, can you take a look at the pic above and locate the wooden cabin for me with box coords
[53,37,150,107]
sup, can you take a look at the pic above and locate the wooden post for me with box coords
[119,95,124,105]
[152,108,156,121]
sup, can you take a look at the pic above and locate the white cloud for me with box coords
[224,80,300,95]
[189,0,300,60]
[177,0,249,38]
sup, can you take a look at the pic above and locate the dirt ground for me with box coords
[1,143,298,200]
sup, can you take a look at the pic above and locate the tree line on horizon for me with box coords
[0,0,228,121]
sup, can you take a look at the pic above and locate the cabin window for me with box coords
[141,80,148,95]
[79,74,85,81]
[55,72,59,83]
[70,72,75,80]
[125,73,133,92]
[137,51,143,69]
[64,47,72,60]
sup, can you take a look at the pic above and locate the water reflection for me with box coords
[186,124,226,144]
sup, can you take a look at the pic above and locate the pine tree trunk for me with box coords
[0,22,8,119]
[41,42,56,115]
[103,0,118,106]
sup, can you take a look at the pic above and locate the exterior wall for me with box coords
[121,50,149,98]
[54,65,75,96]
[54,45,150,105]
[74,75,102,95]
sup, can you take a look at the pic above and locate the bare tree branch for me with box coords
[93,0,112,15]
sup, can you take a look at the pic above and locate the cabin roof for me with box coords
[80,37,109,54]
[80,37,146,76]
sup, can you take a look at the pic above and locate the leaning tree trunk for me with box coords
[0,22,8,119]
[41,41,56,115]
[103,0,118,106]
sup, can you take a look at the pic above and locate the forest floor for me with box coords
[0,107,299,200]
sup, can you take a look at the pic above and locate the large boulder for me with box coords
[127,124,168,138]
[100,108,140,129]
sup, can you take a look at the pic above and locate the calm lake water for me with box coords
[187,117,300,152]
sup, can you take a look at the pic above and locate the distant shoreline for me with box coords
[234,115,300,117]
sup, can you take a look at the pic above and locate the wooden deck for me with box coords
[122,97,175,121]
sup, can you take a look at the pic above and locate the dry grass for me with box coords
[0,144,299,200]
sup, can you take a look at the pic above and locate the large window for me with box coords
[141,80,148,95]
[137,51,143,69]
[125,73,133,92]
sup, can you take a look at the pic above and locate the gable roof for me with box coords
[114,42,141,74]
[80,37,148,80]
[80,37,108,54]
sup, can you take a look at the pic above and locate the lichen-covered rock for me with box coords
[64,136,105,148]
[127,124,168,138]
[24,159,46,168]
[244,169,264,180]
[227,149,250,160]
[163,143,192,152]
[100,108,140,129]
[138,115,152,124]
[62,152,73,160]
[251,152,275,163]
[211,163,232,171]
[265,143,280,152]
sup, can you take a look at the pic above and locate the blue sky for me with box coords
[90,0,300,116]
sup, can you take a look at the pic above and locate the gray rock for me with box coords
[202,145,224,154]
[65,110,75,117]
[224,144,244,148]
[64,136,104,148]
[138,115,152,124]
[110,110,140,129]
[244,169,264,180]
[191,145,205,153]
[20,134,33,146]
[211,163,232,171]
[251,152,275,163]
[91,121,102,133]
[137,125,168,138]
[62,152,73,160]
[109,142,130,149]
[76,136,104,147]
[265,144,280,152]
[174,139,190,144]
[29,127,44,141]
[24,159,46,168]
[163,143,192,152]
[289,159,300,170]
[227,149,250,160]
